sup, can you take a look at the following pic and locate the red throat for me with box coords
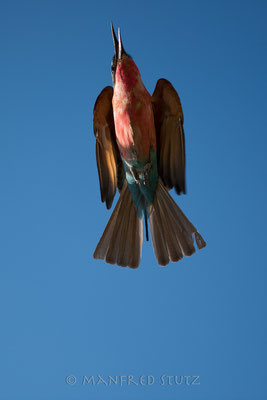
[115,57,140,91]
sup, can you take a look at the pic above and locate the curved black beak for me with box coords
[111,22,118,60]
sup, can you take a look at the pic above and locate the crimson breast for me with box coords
[112,58,156,163]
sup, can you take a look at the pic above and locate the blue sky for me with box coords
[1,0,267,399]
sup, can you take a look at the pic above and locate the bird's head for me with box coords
[111,22,141,90]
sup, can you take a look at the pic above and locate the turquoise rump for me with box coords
[123,146,158,215]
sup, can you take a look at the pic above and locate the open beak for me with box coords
[111,22,126,61]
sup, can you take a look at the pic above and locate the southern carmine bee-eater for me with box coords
[93,23,206,268]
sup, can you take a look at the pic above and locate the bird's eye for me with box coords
[111,64,116,72]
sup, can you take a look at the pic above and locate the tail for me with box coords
[149,180,206,266]
[94,183,143,268]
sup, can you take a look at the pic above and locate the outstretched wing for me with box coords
[152,79,186,195]
[93,86,124,209]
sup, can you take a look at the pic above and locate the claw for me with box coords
[144,162,152,184]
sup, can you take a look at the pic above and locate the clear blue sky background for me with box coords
[1,1,266,399]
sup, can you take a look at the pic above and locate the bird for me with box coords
[92,23,206,268]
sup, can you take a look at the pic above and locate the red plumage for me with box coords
[112,57,156,162]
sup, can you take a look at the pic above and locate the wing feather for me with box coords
[152,79,186,195]
[93,86,125,209]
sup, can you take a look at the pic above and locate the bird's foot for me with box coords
[143,162,152,185]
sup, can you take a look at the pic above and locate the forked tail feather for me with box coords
[94,183,143,268]
[148,180,206,266]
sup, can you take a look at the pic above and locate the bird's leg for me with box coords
[143,161,152,185]
[130,161,152,186]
